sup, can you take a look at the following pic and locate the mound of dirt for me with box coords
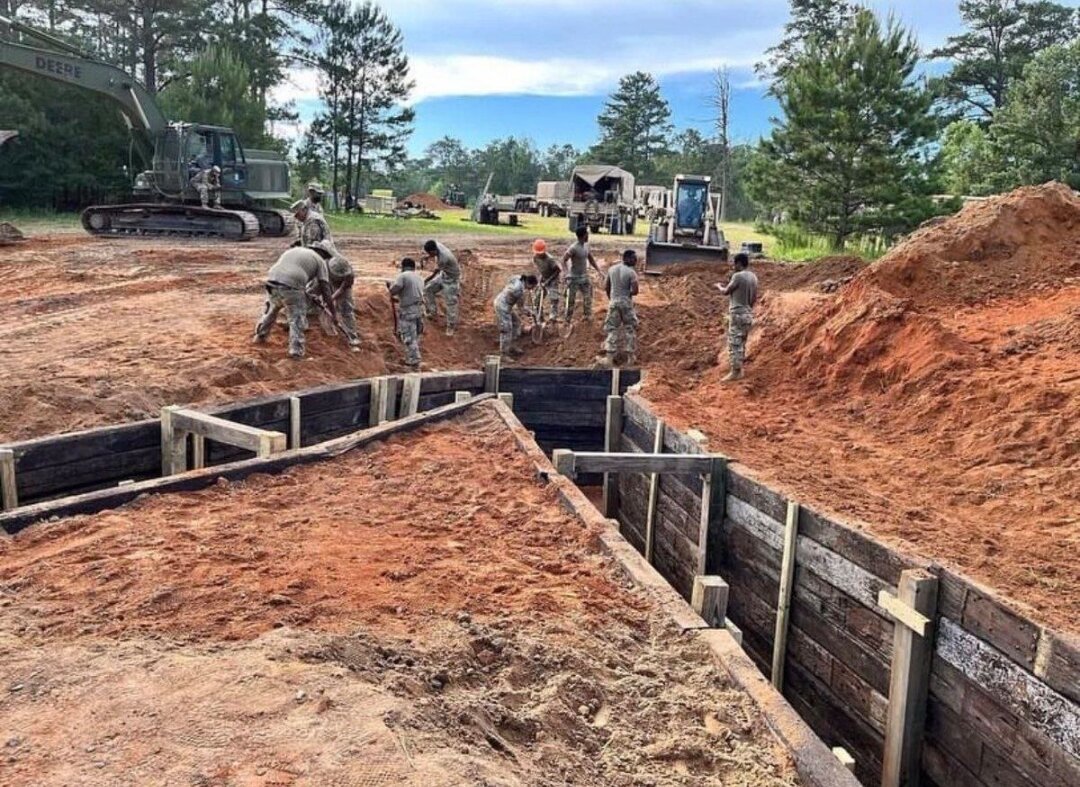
[402,192,453,211]
[0,221,25,245]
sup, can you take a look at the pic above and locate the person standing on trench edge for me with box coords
[422,239,462,336]
[716,252,758,381]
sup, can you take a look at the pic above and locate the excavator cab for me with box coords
[135,124,248,205]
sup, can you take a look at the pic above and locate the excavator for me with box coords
[644,174,730,272]
[0,15,293,241]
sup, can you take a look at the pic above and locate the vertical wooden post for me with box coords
[484,355,501,393]
[399,374,422,418]
[0,448,17,512]
[689,432,727,575]
[289,396,302,449]
[383,375,400,423]
[369,377,387,427]
[160,406,187,476]
[881,569,939,787]
[454,391,472,404]
[691,575,730,628]
[610,367,621,396]
[191,435,206,470]
[771,500,800,690]
[602,395,623,518]
[643,420,664,564]
[497,392,513,408]
[552,449,576,479]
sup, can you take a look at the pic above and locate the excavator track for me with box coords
[80,204,260,241]
[248,208,296,238]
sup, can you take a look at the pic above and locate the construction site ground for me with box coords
[0,182,1075,633]
[0,409,799,786]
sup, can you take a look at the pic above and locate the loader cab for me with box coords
[672,176,711,234]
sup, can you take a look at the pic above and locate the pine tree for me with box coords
[931,0,1079,120]
[755,9,939,249]
[759,0,858,87]
[593,72,672,180]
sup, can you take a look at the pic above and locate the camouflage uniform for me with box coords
[390,270,425,367]
[564,240,593,320]
[300,213,333,249]
[328,255,359,346]
[494,276,529,354]
[190,167,222,208]
[424,241,462,330]
[728,310,753,373]
[603,263,639,356]
[533,252,562,321]
[254,248,331,358]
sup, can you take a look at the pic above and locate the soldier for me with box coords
[422,239,462,336]
[561,226,602,322]
[598,249,640,367]
[531,238,562,321]
[309,240,359,348]
[190,165,222,208]
[292,200,334,249]
[387,257,425,369]
[716,252,759,381]
[305,182,325,214]
[493,273,538,358]
[253,246,338,359]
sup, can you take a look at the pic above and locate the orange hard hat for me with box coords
[533,239,546,254]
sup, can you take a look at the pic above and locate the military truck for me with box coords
[536,180,571,217]
[567,165,636,235]
[0,14,292,241]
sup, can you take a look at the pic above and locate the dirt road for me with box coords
[0,410,798,786]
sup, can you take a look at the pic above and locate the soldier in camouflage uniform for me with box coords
[388,257,425,368]
[422,239,462,336]
[716,252,759,381]
[293,200,334,249]
[493,274,538,357]
[562,226,602,322]
[531,238,562,321]
[190,165,222,208]
[304,182,325,214]
[254,246,338,359]
[598,249,640,366]
[318,242,360,348]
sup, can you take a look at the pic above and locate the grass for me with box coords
[0,208,81,231]
[761,222,887,262]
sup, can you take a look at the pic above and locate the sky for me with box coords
[268,0,1007,157]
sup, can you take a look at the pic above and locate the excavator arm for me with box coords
[0,14,167,138]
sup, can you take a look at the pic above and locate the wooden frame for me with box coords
[160,406,287,476]
[554,451,716,477]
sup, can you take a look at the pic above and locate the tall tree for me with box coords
[754,9,939,249]
[759,0,857,86]
[539,143,580,180]
[931,0,1078,120]
[593,71,672,180]
[711,67,732,221]
[939,120,997,195]
[158,44,267,142]
[990,39,1080,188]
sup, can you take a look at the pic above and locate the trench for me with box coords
[0,366,1076,787]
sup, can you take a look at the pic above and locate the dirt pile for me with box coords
[0,221,25,245]
[402,192,453,211]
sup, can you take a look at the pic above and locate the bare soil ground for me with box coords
[0,182,1075,631]
[0,409,798,786]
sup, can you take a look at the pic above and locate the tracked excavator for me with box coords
[0,15,293,241]
[645,174,729,272]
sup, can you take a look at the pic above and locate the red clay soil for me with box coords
[645,183,1079,630]
[0,409,799,786]
[402,192,453,210]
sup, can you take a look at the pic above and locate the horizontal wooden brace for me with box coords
[878,589,933,637]
[562,451,716,477]
[167,407,287,457]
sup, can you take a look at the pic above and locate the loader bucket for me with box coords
[644,239,729,273]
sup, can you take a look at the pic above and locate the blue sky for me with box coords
[268,0,1071,156]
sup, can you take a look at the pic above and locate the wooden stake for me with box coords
[691,575,730,628]
[771,500,800,690]
[383,375,400,423]
[289,396,301,449]
[497,392,513,409]
[369,377,387,427]
[552,449,576,479]
[602,395,623,518]
[610,367,621,396]
[160,406,187,476]
[881,569,939,787]
[399,374,422,418]
[191,435,206,470]
[454,391,472,403]
[643,420,664,564]
[0,449,17,512]
[483,355,501,393]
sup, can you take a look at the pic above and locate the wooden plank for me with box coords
[484,354,501,392]
[0,449,17,511]
[960,586,1040,670]
[169,408,287,456]
[552,449,575,478]
[496,392,513,408]
[832,747,855,772]
[159,406,186,476]
[688,431,727,575]
[289,396,302,449]
[691,575,729,627]
[936,617,1080,760]
[1,395,495,534]
[643,420,664,564]
[498,384,615,404]
[297,380,371,415]
[772,500,800,691]
[5,419,159,473]
[191,435,206,470]
[510,410,607,428]
[369,377,387,426]
[602,395,623,518]
[610,367,620,396]
[882,570,939,787]
[572,452,714,475]
[454,391,472,403]
[13,447,161,504]
[499,367,616,386]
[399,374,422,418]
[414,370,484,394]
[1036,629,1080,705]
[879,589,933,637]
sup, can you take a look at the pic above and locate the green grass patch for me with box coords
[0,208,82,231]
[756,222,887,261]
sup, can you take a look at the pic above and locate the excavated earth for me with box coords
[0,182,1076,632]
[0,409,799,786]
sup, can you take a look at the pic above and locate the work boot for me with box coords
[445,327,455,337]
[594,353,614,368]
[722,367,743,382]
